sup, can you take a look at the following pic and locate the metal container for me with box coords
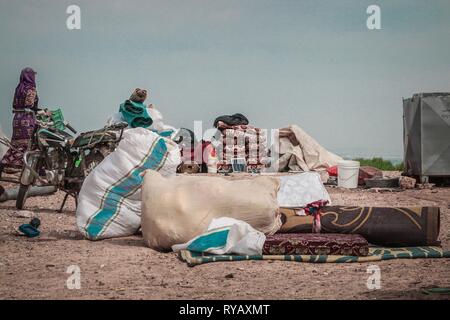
[403,93,450,182]
[364,177,399,189]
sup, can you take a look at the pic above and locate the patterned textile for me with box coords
[279,210,314,233]
[1,105,37,169]
[1,68,39,170]
[179,246,450,267]
[215,125,267,172]
[279,206,441,247]
[0,140,29,170]
[263,233,369,256]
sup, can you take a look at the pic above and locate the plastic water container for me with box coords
[337,160,360,189]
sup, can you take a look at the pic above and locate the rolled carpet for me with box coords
[179,246,450,267]
[279,206,440,247]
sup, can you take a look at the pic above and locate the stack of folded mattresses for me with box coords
[215,124,267,173]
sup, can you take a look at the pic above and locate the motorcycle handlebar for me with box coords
[66,123,77,134]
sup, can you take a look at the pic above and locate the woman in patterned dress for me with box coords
[0,68,39,175]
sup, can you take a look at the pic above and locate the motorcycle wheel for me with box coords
[16,183,31,210]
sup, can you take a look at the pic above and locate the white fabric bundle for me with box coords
[172,217,266,255]
[277,172,331,208]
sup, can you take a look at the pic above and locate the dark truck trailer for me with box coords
[403,92,450,183]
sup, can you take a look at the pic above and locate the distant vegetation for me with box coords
[353,157,404,171]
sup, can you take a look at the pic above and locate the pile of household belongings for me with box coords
[212,113,268,173]
[180,113,348,177]
[75,129,449,264]
[75,107,449,264]
[210,118,383,185]
[138,171,448,266]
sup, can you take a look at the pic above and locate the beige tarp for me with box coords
[274,124,343,172]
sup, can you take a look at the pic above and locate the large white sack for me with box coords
[141,170,281,251]
[277,172,331,208]
[172,217,266,255]
[77,128,181,240]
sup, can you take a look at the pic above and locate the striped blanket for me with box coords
[179,246,450,267]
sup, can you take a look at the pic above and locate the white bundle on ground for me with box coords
[277,172,331,207]
[141,171,281,251]
[172,217,266,255]
[76,128,181,240]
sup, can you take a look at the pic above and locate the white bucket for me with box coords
[337,160,360,189]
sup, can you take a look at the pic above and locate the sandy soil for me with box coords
[1,175,450,300]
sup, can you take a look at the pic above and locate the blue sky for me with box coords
[1,0,449,158]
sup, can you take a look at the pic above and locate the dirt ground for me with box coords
[1,175,450,300]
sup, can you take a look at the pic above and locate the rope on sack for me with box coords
[304,200,329,233]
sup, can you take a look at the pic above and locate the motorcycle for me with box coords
[16,108,127,211]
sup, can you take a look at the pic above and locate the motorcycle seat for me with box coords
[72,131,117,148]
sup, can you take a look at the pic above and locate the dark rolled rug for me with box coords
[279,206,440,247]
